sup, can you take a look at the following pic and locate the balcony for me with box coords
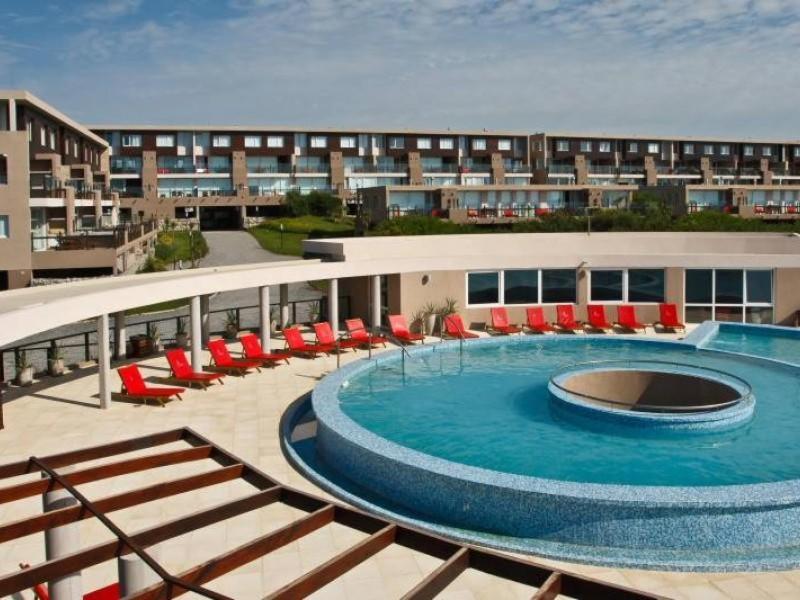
[619,164,644,174]
[375,163,408,173]
[548,164,575,174]
[31,221,157,252]
[295,163,330,174]
[505,164,532,173]
[30,174,64,197]
[158,188,236,198]
[116,187,143,198]
[460,163,491,173]
[587,165,617,175]
[247,164,292,174]
[110,158,142,175]
[421,163,459,174]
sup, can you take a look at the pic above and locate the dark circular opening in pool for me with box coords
[295,335,800,570]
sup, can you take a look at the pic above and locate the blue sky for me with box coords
[2,0,799,137]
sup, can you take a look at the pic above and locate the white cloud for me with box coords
[81,0,142,21]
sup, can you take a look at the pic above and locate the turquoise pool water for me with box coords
[338,338,800,486]
[702,325,800,365]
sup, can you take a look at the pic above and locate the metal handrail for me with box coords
[549,359,753,413]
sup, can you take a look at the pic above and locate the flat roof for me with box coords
[88,124,530,137]
[0,89,108,147]
[535,131,800,145]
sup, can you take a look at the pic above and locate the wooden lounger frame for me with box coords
[0,427,668,599]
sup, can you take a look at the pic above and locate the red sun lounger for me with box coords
[489,307,523,335]
[166,349,225,388]
[388,314,425,344]
[207,339,262,375]
[525,306,555,334]
[585,305,614,333]
[284,326,336,357]
[345,318,388,348]
[117,365,184,407]
[616,305,648,333]
[555,304,583,333]
[655,303,686,333]
[313,321,361,351]
[443,314,479,339]
[240,333,292,366]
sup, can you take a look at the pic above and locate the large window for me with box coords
[579,141,591,152]
[340,136,357,149]
[647,142,660,154]
[556,140,570,152]
[212,135,231,148]
[267,135,284,148]
[244,135,261,148]
[599,141,611,153]
[122,134,141,147]
[388,136,404,149]
[310,136,327,148]
[466,269,576,306]
[588,269,665,303]
[156,135,175,147]
[685,269,773,324]
[439,138,454,150]
[498,139,512,151]
[0,215,8,238]
[472,138,487,151]
[416,137,431,150]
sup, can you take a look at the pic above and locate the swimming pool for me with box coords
[286,325,800,570]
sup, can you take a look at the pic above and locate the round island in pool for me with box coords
[293,333,800,571]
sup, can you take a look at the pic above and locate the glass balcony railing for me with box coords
[505,164,532,173]
[461,163,491,173]
[158,188,236,198]
[376,163,408,173]
[619,164,644,174]
[587,165,616,174]
[246,164,292,174]
[110,158,142,174]
[548,164,575,174]
[295,162,330,173]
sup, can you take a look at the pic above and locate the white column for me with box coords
[113,311,126,360]
[328,278,339,333]
[118,552,160,596]
[190,296,202,370]
[259,285,271,350]
[97,314,111,409]
[7,98,16,130]
[279,284,290,328]
[371,275,381,329]
[43,468,82,599]
[200,295,210,344]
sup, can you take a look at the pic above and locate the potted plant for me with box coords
[47,340,65,377]
[422,302,439,336]
[224,309,239,340]
[175,317,189,348]
[307,300,320,324]
[15,350,33,386]
[149,324,163,352]
[410,309,426,334]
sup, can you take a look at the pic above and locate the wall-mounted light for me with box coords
[422,274,430,285]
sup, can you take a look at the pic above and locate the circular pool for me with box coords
[300,336,800,570]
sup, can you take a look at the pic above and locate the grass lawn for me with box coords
[248,216,354,257]
[156,230,209,263]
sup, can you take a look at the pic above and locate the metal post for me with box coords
[328,278,339,334]
[113,311,126,360]
[370,275,381,329]
[43,468,83,599]
[97,314,111,409]
[200,295,210,344]
[190,296,202,370]
[279,284,290,328]
[259,286,271,351]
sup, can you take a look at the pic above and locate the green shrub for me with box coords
[137,256,167,273]
[284,190,343,218]
[371,216,478,236]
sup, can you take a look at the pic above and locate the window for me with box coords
[685,269,773,323]
[122,134,141,147]
[720,145,730,156]
[498,139,512,151]
[628,142,639,153]
[212,135,231,148]
[472,138,487,151]
[744,145,754,157]
[49,131,56,150]
[589,269,665,303]
[580,141,592,152]
[439,138,454,150]
[26,121,32,142]
[416,137,431,150]
[0,215,8,238]
[73,141,78,158]
[703,144,714,155]
[794,147,800,158]
[598,141,611,153]
[0,155,6,184]
[762,146,772,157]
[684,143,694,155]
[504,270,538,304]
[310,136,327,148]
[647,142,660,154]
[556,140,570,152]
[340,136,357,149]
[156,135,175,147]
[542,269,577,303]
[267,135,284,148]
[388,136,404,149]
[244,135,261,148]
[467,272,500,305]
[40,127,46,146]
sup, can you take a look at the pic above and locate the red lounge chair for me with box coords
[207,339,262,375]
[443,314,479,339]
[20,564,120,600]
[585,305,614,333]
[240,333,292,366]
[345,318,388,348]
[388,314,425,344]
[489,307,522,335]
[655,303,686,333]
[555,304,583,333]
[313,322,361,352]
[525,307,555,334]
[284,326,336,357]
[616,305,647,333]
[117,365,184,407]
[165,349,225,389]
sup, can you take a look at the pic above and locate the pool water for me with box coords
[702,325,800,365]
[339,339,800,486]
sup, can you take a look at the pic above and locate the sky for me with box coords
[1,0,799,137]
